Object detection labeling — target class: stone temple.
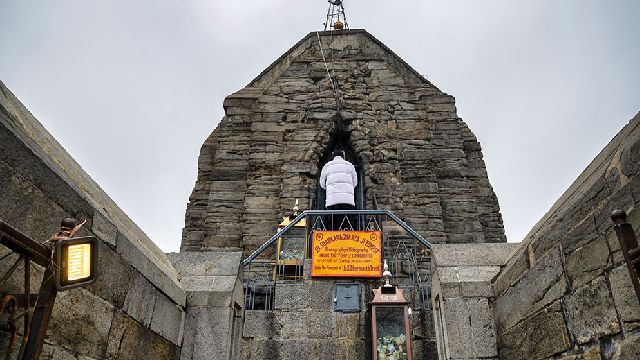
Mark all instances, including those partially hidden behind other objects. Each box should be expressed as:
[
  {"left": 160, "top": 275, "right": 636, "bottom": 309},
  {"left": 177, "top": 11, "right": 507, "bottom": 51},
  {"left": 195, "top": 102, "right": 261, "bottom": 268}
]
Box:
[
  {"left": 1, "top": 27, "right": 640, "bottom": 360},
  {"left": 181, "top": 29, "right": 506, "bottom": 255}
]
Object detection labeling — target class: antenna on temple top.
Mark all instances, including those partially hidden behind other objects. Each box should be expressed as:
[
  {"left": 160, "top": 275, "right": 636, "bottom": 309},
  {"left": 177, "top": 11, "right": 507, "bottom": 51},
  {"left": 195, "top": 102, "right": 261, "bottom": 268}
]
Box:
[{"left": 324, "top": 0, "right": 349, "bottom": 31}]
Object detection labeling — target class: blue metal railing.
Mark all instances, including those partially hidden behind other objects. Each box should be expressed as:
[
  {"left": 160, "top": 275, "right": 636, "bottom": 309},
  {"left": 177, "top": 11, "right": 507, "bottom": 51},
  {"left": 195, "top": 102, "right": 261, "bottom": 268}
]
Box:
[
  {"left": 242, "top": 210, "right": 433, "bottom": 312},
  {"left": 243, "top": 210, "right": 430, "bottom": 266}
]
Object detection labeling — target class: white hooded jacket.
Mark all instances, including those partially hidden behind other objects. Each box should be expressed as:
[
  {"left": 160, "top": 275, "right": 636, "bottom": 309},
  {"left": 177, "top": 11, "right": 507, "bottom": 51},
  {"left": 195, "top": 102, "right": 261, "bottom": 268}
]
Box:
[{"left": 319, "top": 156, "right": 358, "bottom": 207}]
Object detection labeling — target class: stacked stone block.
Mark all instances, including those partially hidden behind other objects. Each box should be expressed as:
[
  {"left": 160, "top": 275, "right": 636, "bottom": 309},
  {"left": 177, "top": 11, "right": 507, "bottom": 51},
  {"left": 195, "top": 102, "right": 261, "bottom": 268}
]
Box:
[
  {"left": 241, "top": 260, "right": 438, "bottom": 360},
  {"left": 492, "top": 112, "right": 640, "bottom": 360},
  {"left": 168, "top": 252, "right": 244, "bottom": 360},
  {"left": 430, "top": 243, "right": 517, "bottom": 360},
  {"left": 182, "top": 30, "right": 506, "bottom": 256}
]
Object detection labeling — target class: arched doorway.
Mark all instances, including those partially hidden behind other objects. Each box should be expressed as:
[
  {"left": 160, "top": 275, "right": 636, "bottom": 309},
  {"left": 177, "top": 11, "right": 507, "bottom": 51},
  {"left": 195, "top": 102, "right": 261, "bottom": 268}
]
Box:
[{"left": 316, "top": 130, "right": 364, "bottom": 211}]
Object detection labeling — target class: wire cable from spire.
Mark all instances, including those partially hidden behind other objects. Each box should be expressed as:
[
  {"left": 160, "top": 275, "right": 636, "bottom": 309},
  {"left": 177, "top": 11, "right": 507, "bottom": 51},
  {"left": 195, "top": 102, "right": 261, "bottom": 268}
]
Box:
[{"left": 315, "top": 31, "right": 341, "bottom": 114}]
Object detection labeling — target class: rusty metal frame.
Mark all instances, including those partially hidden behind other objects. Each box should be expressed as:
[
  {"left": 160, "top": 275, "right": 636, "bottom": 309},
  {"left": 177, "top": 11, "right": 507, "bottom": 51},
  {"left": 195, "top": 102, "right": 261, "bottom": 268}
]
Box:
[
  {"left": 611, "top": 210, "right": 640, "bottom": 305},
  {"left": 0, "top": 219, "right": 57, "bottom": 360}
]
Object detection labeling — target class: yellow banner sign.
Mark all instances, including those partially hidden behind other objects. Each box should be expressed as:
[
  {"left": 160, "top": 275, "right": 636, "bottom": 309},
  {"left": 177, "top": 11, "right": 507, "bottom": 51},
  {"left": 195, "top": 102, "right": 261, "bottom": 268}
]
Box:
[{"left": 311, "top": 231, "right": 382, "bottom": 277}]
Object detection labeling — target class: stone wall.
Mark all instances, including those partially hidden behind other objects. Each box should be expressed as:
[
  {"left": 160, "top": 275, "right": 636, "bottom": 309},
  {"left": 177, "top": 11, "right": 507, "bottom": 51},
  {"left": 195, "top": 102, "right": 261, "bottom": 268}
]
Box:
[
  {"left": 169, "top": 252, "right": 244, "bottom": 360},
  {"left": 430, "top": 243, "right": 517, "bottom": 360},
  {"left": 492, "top": 112, "right": 640, "bottom": 360},
  {"left": 182, "top": 29, "right": 506, "bottom": 255},
  {"left": 0, "top": 81, "right": 185, "bottom": 359},
  {"left": 241, "top": 260, "right": 438, "bottom": 360}
]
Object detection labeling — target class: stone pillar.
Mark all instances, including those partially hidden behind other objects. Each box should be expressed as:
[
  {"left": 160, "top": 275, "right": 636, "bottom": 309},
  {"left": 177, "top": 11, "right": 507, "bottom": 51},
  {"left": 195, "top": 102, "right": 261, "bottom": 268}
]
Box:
[
  {"left": 168, "top": 252, "right": 244, "bottom": 360},
  {"left": 430, "top": 244, "right": 516, "bottom": 360}
]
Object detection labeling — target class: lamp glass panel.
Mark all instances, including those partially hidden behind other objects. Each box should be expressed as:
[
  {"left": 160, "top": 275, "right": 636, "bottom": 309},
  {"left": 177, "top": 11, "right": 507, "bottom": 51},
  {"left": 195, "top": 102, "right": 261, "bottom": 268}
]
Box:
[
  {"left": 375, "top": 307, "right": 408, "bottom": 360},
  {"left": 67, "top": 243, "right": 91, "bottom": 280}
]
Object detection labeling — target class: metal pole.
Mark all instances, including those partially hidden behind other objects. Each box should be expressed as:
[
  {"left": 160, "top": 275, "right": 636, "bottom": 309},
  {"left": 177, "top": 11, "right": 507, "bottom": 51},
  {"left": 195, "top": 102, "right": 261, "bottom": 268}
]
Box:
[
  {"left": 20, "top": 264, "right": 57, "bottom": 360},
  {"left": 17, "top": 254, "right": 31, "bottom": 359},
  {"left": 611, "top": 210, "right": 640, "bottom": 306}
]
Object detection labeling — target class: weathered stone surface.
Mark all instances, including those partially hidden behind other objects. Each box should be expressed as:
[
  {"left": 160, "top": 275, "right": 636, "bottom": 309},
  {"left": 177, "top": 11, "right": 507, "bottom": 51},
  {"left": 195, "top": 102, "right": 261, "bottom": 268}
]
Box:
[
  {"left": 106, "top": 310, "right": 135, "bottom": 360},
  {"left": 493, "top": 247, "right": 567, "bottom": 334},
  {"left": 435, "top": 265, "right": 501, "bottom": 298},
  {"left": 613, "top": 334, "right": 640, "bottom": 360},
  {"left": 561, "top": 346, "right": 601, "bottom": 360},
  {"left": 565, "top": 276, "right": 620, "bottom": 344},
  {"left": 411, "top": 309, "right": 435, "bottom": 339},
  {"left": 619, "top": 126, "right": 640, "bottom": 178},
  {"left": 309, "top": 281, "right": 333, "bottom": 310},
  {"left": 38, "top": 342, "right": 95, "bottom": 360},
  {"left": 279, "top": 311, "right": 308, "bottom": 339},
  {"left": 116, "top": 314, "right": 179, "bottom": 360},
  {"left": 441, "top": 297, "right": 497, "bottom": 359},
  {"left": 432, "top": 243, "right": 517, "bottom": 267},
  {"left": 609, "top": 265, "right": 640, "bottom": 331},
  {"left": 280, "top": 340, "right": 311, "bottom": 360},
  {"left": 122, "top": 271, "right": 157, "bottom": 327},
  {"left": 488, "top": 114, "right": 640, "bottom": 360},
  {"left": 497, "top": 301, "right": 570, "bottom": 360},
  {"left": 303, "top": 258, "right": 312, "bottom": 279},
  {"left": 88, "top": 240, "right": 132, "bottom": 308},
  {"left": 440, "top": 298, "right": 469, "bottom": 357},
  {"left": 561, "top": 214, "right": 599, "bottom": 254},
  {"left": 492, "top": 245, "right": 529, "bottom": 297},
  {"left": 336, "top": 312, "right": 364, "bottom": 339},
  {"left": 0, "top": 246, "right": 44, "bottom": 295},
  {"left": 468, "top": 297, "right": 498, "bottom": 358},
  {"left": 309, "top": 339, "right": 338, "bottom": 360},
  {"left": 1, "top": 82, "right": 184, "bottom": 322},
  {"left": 246, "top": 339, "right": 280, "bottom": 360},
  {"left": 0, "top": 115, "right": 93, "bottom": 240},
  {"left": 168, "top": 252, "right": 242, "bottom": 277},
  {"left": 150, "top": 293, "right": 185, "bottom": 345},
  {"left": 307, "top": 311, "right": 336, "bottom": 338},
  {"left": 179, "top": 307, "right": 199, "bottom": 360},
  {"left": 275, "top": 283, "right": 310, "bottom": 310},
  {"left": 189, "top": 307, "right": 237, "bottom": 360},
  {"left": 411, "top": 340, "right": 438, "bottom": 360},
  {"left": 182, "top": 276, "right": 240, "bottom": 307},
  {"left": 593, "top": 185, "right": 634, "bottom": 234},
  {"left": 116, "top": 231, "right": 186, "bottom": 307},
  {"left": 92, "top": 209, "right": 118, "bottom": 246},
  {"left": 338, "top": 340, "right": 366, "bottom": 360},
  {"left": 243, "top": 310, "right": 280, "bottom": 339},
  {"left": 47, "top": 288, "right": 115, "bottom": 359},
  {"left": 0, "top": 159, "right": 73, "bottom": 246},
  {"left": 564, "top": 236, "right": 610, "bottom": 289}
]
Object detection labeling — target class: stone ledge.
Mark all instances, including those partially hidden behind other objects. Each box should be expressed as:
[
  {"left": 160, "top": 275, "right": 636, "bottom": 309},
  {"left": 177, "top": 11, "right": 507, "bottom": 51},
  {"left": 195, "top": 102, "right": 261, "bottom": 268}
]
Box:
[
  {"left": 167, "top": 251, "right": 242, "bottom": 277},
  {"left": 432, "top": 243, "right": 518, "bottom": 267}
]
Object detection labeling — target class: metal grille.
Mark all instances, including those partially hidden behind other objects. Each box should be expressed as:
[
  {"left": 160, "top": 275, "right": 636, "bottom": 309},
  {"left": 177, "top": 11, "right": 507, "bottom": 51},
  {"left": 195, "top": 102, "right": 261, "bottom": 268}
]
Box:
[{"left": 242, "top": 210, "right": 432, "bottom": 315}]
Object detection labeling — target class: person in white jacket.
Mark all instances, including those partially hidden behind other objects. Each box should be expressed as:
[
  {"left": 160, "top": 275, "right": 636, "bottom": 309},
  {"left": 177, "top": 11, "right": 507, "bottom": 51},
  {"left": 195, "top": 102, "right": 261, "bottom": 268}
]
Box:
[{"left": 320, "top": 149, "right": 358, "bottom": 210}]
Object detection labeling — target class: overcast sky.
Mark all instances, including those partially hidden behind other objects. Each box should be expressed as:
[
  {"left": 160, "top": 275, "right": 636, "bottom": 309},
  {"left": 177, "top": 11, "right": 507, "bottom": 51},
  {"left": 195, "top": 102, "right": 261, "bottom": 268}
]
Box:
[{"left": 1, "top": 1, "right": 639, "bottom": 253}]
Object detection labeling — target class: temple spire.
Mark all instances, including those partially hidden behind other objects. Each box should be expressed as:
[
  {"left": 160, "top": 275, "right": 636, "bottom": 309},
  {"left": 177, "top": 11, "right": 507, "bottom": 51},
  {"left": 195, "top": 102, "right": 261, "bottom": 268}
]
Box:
[{"left": 324, "top": 0, "right": 349, "bottom": 31}]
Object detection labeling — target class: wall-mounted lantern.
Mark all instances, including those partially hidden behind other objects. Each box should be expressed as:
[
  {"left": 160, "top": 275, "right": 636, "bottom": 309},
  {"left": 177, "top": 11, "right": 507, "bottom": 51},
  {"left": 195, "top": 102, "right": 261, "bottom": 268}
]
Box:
[
  {"left": 55, "top": 236, "right": 98, "bottom": 291},
  {"left": 369, "top": 261, "right": 412, "bottom": 360}
]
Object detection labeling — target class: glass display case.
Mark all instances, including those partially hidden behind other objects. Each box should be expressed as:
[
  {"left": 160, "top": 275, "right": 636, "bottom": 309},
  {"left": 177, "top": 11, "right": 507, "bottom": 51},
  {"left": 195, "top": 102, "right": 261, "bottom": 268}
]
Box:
[
  {"left": 275, "top": 216, "right": 307, "bottom": 279},
  {"left": 370, "top": 283, "right": 412, "bottom": 360},
  {"left": 375, "top": 306, "right": 409, "bottom": 360}
]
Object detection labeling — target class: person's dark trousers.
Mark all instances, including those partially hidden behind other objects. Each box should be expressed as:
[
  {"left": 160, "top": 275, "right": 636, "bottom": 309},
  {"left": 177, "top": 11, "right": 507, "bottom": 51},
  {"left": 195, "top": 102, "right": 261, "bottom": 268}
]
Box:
[{"left": 326, "top": 204, "right": 356, "bottom": 231}]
